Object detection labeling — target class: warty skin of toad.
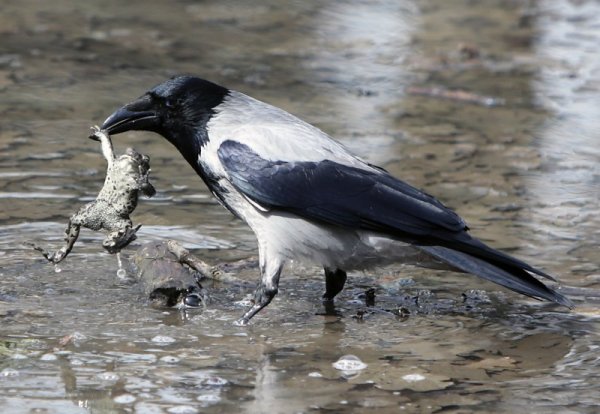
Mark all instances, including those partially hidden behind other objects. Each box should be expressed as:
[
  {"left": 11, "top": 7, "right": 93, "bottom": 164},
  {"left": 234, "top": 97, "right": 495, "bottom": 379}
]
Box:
[{"left": 32, "top": 127, "right": 155, "bottom": 264}]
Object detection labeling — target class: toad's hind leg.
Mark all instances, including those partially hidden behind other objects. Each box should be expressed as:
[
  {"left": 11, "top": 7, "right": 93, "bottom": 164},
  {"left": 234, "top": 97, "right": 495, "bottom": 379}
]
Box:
[
  {"left": 32, "top": 218, "right": 81, "bottom": 264},
  {"left": 103, "top": 220, "right": 141, "bottom": 254}
]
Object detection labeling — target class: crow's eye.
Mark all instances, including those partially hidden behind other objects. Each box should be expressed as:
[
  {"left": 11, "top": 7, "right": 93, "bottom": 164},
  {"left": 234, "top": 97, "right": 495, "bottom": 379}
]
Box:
[{"left": 164, "top": 99, "right": 175, "bottom": 109}]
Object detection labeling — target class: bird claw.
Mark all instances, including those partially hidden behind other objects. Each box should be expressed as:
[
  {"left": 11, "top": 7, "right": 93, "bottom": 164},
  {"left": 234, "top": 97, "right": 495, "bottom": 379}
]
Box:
[{"left": 233, "top": 317, "right": 250, "bottom": 326}]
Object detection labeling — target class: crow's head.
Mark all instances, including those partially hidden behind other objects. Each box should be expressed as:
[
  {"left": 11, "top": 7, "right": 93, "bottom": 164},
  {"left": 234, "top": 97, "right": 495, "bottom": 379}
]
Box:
[{"left": 102, "top": 76, "right": 229, "bottom": 144}]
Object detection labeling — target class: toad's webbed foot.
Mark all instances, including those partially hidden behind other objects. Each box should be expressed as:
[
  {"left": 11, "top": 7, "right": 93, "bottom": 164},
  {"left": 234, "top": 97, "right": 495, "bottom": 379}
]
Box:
[
  {"left": 30, "top": 220, "right": 81, "bottom": 264},
  {"left": 136, "top": 154, "right": 156, "bottom": 197},
  {"left": 103, "top": 224, "right": 142, "bottom": 254},
  {"left": 140, "top": 182, "right": 156, "bottom": 198},
  {"left": 29, "top": 243, "right": 67, "bottom": 265}
]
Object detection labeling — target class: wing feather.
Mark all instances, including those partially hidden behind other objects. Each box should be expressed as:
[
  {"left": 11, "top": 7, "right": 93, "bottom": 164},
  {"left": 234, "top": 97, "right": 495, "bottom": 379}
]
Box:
[{"left": 218, "top": 140, "right": 467, "bottom": 238}]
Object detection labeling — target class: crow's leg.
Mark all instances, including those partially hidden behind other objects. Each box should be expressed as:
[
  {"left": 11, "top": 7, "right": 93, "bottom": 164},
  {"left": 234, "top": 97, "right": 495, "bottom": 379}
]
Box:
[
  {"left": 236, "top": 249, "right": 283, "bottom": 326},
  {"left": 322, "top": 267, "right": 347, "bottom": 301}
]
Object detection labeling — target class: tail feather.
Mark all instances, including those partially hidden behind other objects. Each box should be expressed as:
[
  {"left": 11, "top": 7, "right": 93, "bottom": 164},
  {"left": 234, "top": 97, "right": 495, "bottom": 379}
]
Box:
[
  {"left": 449, "top": 235, "right": 556, "bottom": 281},
  {"left": 418, "top": 245, "right": 573, "bottom": 308}
]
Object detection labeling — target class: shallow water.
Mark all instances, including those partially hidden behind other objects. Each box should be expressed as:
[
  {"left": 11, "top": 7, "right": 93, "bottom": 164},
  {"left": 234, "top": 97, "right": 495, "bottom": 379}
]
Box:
[{"left": 1, "top": 0, "right": 599, "bottom": 413}]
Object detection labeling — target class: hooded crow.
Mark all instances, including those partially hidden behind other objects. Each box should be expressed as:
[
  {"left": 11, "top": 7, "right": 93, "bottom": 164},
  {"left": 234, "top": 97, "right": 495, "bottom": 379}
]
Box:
[{"left": 102, "top": 76, "right": 572, "bottom": 324}]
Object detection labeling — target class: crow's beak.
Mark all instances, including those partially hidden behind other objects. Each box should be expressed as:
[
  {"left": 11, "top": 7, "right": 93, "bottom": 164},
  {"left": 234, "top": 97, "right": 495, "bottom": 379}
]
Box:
[{"left": 101, "top": 94, "right": 159, "bottom": 135}]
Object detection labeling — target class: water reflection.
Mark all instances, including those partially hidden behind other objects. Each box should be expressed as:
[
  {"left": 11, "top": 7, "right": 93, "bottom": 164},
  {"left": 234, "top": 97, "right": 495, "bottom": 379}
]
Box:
[
  {"left": 307, "top": 0, "right": 418, "bottom": 164},
  {"left": 528, "top": 0, "right": 600, "bottom": 249}
]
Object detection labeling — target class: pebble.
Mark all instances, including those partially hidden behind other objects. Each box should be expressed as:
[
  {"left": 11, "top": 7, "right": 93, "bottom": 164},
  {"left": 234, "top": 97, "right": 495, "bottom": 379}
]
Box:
[{"left": 40, "top": 353, "right": 57, "bottom": 361}]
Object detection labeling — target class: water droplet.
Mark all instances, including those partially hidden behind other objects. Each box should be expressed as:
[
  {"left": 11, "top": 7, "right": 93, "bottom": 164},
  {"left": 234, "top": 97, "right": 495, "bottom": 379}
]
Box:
[
  {"left": 54, "top": 265, "right": 62, "bottom": 273},
  {"left": 332, "top": 355, "right": 368, "bottom": 371},
  {"left": 115, "top": 252, "right": 127, "bottom": 278},
  {"left": 402, "top": 373, "right": 426, "bottom": 382}
]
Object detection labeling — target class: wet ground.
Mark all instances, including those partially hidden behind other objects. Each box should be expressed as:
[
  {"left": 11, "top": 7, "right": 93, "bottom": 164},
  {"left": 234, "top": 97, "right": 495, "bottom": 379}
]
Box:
[{"left": 1, "top": 0, "right": 599, "bottom": 413}]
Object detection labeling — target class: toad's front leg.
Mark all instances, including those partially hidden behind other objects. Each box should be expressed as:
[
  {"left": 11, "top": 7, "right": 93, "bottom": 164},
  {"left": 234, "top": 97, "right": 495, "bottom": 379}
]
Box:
[{"left": 137, "top": 154, "right": 156, "bottom": 197}]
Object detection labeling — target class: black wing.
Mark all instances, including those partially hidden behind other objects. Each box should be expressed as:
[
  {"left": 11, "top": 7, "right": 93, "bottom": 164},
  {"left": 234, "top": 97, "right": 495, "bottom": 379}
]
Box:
[
  {"left": 218, "top": 140, "right": 467, "bottom": 236},
  {"left": 218, "top": 140, "right": 572, "bottom": 307}
]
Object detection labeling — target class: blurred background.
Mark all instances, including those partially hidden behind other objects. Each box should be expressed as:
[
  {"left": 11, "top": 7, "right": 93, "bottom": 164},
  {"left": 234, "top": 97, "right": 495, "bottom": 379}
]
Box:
[{"left": 1, "top": 1, "right": 599, "bottom": 413}]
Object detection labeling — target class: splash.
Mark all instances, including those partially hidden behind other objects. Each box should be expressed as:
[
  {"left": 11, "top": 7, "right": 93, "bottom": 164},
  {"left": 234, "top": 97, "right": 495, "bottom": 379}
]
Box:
[{"left": 116, "top": 252, "right": 126, "bottom": 278}]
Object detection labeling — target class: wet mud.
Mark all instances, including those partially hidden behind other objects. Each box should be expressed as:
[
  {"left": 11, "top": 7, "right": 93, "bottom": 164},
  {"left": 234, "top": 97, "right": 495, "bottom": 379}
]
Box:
[{"left": 1, "top": 0, "right": 599, "bottom": 413}]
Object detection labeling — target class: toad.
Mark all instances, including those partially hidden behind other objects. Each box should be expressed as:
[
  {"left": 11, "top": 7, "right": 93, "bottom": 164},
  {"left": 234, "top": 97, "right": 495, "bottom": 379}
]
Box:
[{"left": 32, "top": 126, "right": 155, "bottom": 263}]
